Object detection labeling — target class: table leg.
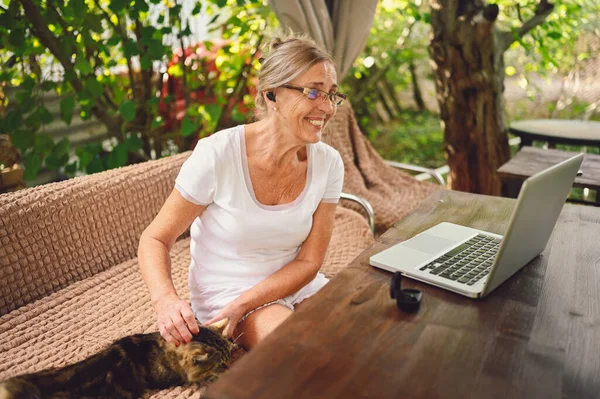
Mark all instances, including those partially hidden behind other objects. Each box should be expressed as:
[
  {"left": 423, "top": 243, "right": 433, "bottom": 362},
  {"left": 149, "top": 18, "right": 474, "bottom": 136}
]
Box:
[
  {"left": 519, "top": 137, "right": 533, "bottom": 149},
  {"left": 501, "top": 178, "right": 523, "bottom": 198}
]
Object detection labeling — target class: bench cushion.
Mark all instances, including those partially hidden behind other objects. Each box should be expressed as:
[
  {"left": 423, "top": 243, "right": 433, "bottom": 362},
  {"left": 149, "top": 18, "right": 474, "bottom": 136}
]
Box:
[
  {"left": 0, "top": 153, "right": 190, "bottom": 316},
  {"left": 0, "top": 206, "right": 373, "bottom": 397},
  {"left": 323, "top": 103, "right": 438, "bottom": 234}
]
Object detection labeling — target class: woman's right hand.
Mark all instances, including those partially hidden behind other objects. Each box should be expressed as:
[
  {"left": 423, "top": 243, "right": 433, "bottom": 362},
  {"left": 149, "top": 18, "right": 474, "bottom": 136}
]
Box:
[{"left": 153, "top": 294, "right": 199, "bottom": 346}]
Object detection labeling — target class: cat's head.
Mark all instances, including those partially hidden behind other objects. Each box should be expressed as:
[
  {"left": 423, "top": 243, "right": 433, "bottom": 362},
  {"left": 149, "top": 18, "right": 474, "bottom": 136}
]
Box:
[{"left": 185, "top": 319, "right": 237, "bottom": 380}]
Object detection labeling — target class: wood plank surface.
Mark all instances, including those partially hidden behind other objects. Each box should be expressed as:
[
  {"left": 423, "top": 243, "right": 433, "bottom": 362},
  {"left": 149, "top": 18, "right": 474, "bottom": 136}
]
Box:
[
  {"left": 205, "top": 189, "right": 600, "bottom": 399},
  {"left": 497, "top": 146, "right": 600, "bottom": 191}
]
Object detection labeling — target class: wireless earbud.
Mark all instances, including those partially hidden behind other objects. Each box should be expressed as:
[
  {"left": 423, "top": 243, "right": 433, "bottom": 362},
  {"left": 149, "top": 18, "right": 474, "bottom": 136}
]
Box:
[{"left": 266, "top": 92, "right": 276, "bottom": 102}]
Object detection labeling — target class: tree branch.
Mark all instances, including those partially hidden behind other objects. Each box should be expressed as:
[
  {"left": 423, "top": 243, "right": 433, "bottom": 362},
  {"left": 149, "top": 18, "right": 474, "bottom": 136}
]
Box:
[
  {"left": 473, "top": 4, "right": 499, "bottom": 38},
  {"left": 516, "top": 4, "right": 524, "bottom": 22},
  {"left": 518, "top": 0, "right": 554, "bottom": 38},
  {"left": 133, "top": 21, "right": 152, "bottom": 102},
  {"left": 499, "top": 0, "right": 555, "bottom": 52},
  {"left": 20, "top": 0, "right": 124, "bottom": 139},
  {"left": 20, "top": 0, "right": 82, "bottom": 92},
  {"left": 93, "top": 0, "right": 138, "bottom": 106}
]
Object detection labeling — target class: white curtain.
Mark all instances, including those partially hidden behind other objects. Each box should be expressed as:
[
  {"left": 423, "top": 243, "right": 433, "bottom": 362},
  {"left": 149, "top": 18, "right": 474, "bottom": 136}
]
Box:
[{"left": 269, "top": 0, "right": 378, "bottom": 80}]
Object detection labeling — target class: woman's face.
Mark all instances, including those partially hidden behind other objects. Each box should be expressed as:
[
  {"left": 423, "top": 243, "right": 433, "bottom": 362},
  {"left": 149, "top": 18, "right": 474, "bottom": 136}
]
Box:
[{"left": 268, "top": 61, "right": 338, "bottom": 144}]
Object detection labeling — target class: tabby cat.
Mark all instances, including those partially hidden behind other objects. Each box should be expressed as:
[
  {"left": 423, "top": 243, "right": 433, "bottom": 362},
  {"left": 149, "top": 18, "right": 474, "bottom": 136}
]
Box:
[{"left": 0, "top": 319, "right": 235, "bottom": 399}]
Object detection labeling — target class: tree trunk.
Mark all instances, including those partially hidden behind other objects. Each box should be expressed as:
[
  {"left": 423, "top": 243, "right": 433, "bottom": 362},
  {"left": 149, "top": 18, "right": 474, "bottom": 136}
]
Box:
[
  {"left": 429, "top": 0, "right": 510, "bottom": 195},
  {"left": 409, "top": 61, "right": 426, "bottom": 111}
]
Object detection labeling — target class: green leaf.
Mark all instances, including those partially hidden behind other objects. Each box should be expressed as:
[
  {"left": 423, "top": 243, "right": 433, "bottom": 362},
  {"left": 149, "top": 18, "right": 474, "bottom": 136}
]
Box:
[
  {"left": 53, "top": 137, "right": 71, "bottom": 157},
  {"left": 38, "top": 106, "right": 54, "bottom": 125},
  {"left": 64, "top": 69, "right": 78, "bottom": 83},
  {"left": 204, "top": 40, "right": 214, "bottom": 51},
  {"left": 151, "top": 116, "right": 164, "bottom": 129},
  {"left": 2, "top": 110, "right": 23, "bottom": 133},
  {"left": 107, "top": 36, "right": 121, "bottom": 46},
  {"left": 85, "top": 14, "right": 104, "bottom": 32},
  {"left": 23, "top": 151, "right": 43, "bottom": 181},
  {"left": 192, "top": 2, "right": 202, "bottom": 15},
  {"left": 216, "top": 0, "right": 227, "bottom": 7},
  {"left": 548, "top": 32, "right": 562, "bottom": 40},
  {"left": 62, "top": 3, "right": 75, "bottom": 19},
  {"left": 35, "top": 134, "right": 54, "bottom": 156},
  {"left": 72, "top": 0, "right": 87, "bottom": 20},
  {"left": 75, "top": 57, "right": 94, "bottom": 75},
  {"left": 106, "top": 142, "right": 128, "bottom": 169},
  {"left": 147, "top": 97, "right": 160, "bottom": 107},
  {"left": 180, "top": 116, "right": 197, "bottom": 137},
  {"left": 8, "top": 28, "right": 25, "bottom": 48},
  {"left": 42, "top": 81, "right": 57, "bottom": 91},
  {"left": 10, "top": 130, "right": 35, "bottom": 152},
  {"left": 119, "top": 100, "right": 136, "bottom": 121},
  {"left": 148, "top": 40, "right": 165, "bottom": 59},
  {"left": 205, "top": 104, "right": 222, "bottom": 122},
  {"left": 123, "top": 40, "right": 140, "bottom": 57},
  {"left": 236, "top": 0, "right": 245, "bottom": 6},
  {"left": 60, "top": 96, "right": 76, "bottom": 125},
  {"left": 181, "top": 25, "right": 193, "bottom": 37},
  {"left": 209, "top": 14, "right": 220, "bottom": 25},
  {"left": 125, "top": 133, "right": 143, "bottom": 151},
  {"left": 25, "top": 110, "right": 41, "bottom": 131},
  {"left": 0, "top": 72, "right": 12, "bottom": 82},
  {"left": 231, "top": 106, "right": 245, "bottom": 122},
  {"left": 65, "top": 161, "right": 78, "bottom": 175},
  {"left": 75, "top": 146, "right": 95, "bottom": 169},
  {"left": 0, "top": 8, "right": 16, "bottom": 30},
  {"left": 140, "top": 56, "right": 153, "bottom": 70},
  {"left": 19, "top": 96, "right": 36, "bottom": 115},
  {"left": 109, "top": 0, "right": 129, "bottom": 14},
  {"left": 45, "top": 152, "right": 70, "bottom": 171},
  {"left": 21, "top": 76, "right": 36, "bottom": 91},
  {"left": 84, "top": 77, "right": 103, "bottom": 97},
  {"left": 86, "top": 157, "right": 104, "bottom": 174},
  {"left": 133, "top": 0, "right": 150, "bottom": 13}
]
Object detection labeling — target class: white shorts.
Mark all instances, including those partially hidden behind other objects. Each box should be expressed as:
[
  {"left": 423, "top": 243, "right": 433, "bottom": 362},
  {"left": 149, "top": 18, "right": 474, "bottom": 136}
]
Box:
[{"left": 189, "top": 272, "right": 329, "bottom": 323}]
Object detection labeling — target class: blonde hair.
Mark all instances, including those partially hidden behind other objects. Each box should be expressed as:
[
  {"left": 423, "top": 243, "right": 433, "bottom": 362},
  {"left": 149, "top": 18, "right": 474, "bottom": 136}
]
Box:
[{"left": 254, "top": 32, "right": 335, "bottom": 120}]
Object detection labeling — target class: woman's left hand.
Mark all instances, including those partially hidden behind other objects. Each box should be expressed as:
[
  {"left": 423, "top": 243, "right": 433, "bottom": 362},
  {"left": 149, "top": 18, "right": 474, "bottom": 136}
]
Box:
[{"left": 203, "top": 299, "right": 247, "bottom": 338}]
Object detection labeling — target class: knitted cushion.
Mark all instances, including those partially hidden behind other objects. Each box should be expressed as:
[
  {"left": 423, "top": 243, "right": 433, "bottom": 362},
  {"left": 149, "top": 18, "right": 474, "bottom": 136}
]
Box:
[
  {"left": 322, "top": 102, "right": 438, "bottom": 234},
  {"left": 0, "top": 206, "right": 373, "bottom": 397},
  {"left": 0, "top": 152, "right": 190, "bottom": 316}
]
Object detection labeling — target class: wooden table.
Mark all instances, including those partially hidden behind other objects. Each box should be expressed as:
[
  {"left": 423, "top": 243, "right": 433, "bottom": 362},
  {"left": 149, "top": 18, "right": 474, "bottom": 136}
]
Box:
[
  {"left": 510, "top": 119, "right": 600, "bottom": 149},
  {"left": 205, "top": 190, "right": 600, "bottom": 399},
  {"left": 497, "top": 146, "right": 600, "bottom": 205}
]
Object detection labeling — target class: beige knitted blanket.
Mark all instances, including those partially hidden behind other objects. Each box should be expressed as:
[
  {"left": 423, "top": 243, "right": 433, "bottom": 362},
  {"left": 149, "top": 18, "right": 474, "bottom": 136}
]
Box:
[
  {"left": 323, "top": 103, "right": 438, "bottom": 234},
  {"left": 0, "top": 147, "right": 373, "bottom": 397},
  {"left": 0, "top": 103, "right": 437, "bottom": 396}
]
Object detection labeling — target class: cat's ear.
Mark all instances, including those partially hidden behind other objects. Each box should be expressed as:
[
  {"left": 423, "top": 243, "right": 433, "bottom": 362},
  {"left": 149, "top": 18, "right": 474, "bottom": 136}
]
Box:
[
  {"left": 207, "top": 318, "right": 229, "bottom": 336},
  {"left": 192, "top": 347, "right": 216, "bottom": 365},
  {"left": 194, "top": 353, "right": 209, "bottom": 362}
]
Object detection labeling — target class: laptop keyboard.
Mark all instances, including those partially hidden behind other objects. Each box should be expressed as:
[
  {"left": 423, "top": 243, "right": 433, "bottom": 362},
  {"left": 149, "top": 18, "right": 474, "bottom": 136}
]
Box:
[{"left": 419, "top": 234, "right": 502, "bottom": 286}]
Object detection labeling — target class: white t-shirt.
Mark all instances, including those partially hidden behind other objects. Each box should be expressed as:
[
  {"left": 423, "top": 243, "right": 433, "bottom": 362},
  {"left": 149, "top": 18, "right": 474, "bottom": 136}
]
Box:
[{"left": 174, "top": 125, "right": 344, "bottom": 321}]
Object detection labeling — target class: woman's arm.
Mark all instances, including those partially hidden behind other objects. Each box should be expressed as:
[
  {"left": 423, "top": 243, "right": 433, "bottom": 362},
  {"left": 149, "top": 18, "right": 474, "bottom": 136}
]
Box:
[
  {"left": 138, "top": 189, "right": 207, "bottom": 345},
  {"left": 204, "top": 201, "right": 337, "bottom": 336}
]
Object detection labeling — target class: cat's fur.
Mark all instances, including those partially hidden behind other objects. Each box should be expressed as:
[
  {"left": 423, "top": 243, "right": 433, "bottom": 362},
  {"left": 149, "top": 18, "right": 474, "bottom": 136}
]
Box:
[{"left": 0, "top": 320, "right": 235, "bottom": 399}]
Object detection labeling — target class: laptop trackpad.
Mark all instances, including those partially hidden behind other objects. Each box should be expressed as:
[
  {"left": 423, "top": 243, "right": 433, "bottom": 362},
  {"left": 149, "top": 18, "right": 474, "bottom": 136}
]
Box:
[{"left": 403, "top": 234, "right": 455, "bottom": 255}]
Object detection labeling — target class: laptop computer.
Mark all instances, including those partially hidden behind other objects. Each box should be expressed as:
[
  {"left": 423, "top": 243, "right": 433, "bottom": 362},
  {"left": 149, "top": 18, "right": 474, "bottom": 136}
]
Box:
[{"left": 369, "top": 153, "right": 584, "bottom": 298}]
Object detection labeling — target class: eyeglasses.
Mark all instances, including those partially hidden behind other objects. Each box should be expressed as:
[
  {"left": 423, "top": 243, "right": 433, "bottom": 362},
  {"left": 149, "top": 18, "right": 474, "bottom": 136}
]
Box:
[{"left": 281, "top": 84, "right": 347, "bottom": 106}]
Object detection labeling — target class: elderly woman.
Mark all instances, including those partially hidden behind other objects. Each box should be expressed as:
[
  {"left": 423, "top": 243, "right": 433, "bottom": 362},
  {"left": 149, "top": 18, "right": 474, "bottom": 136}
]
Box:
[{"left": 138, "top": 34, "right": 346, "bottom": 350}]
